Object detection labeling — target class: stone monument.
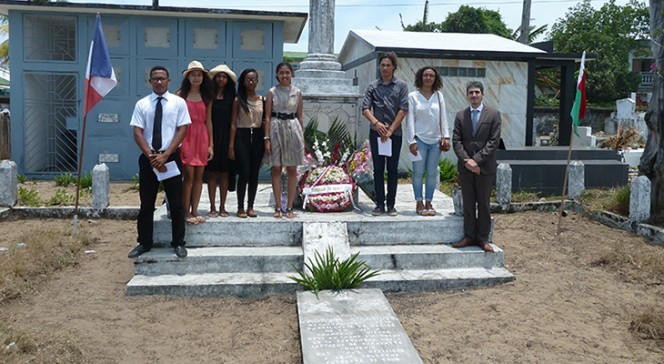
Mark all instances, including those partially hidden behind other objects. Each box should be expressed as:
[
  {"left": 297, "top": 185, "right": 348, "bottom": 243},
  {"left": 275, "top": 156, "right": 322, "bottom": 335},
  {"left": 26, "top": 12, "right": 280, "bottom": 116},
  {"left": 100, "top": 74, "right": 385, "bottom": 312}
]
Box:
[{"left": 294, "top": 0, "right": 361, "bottom": 138}]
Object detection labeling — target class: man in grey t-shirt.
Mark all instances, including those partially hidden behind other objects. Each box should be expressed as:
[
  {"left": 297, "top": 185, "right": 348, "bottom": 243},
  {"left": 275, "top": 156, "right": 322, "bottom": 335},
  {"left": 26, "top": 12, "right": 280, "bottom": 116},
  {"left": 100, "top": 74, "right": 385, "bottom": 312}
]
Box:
[{"left": 361, "top": 51, "right": 409, "bottom": 216}]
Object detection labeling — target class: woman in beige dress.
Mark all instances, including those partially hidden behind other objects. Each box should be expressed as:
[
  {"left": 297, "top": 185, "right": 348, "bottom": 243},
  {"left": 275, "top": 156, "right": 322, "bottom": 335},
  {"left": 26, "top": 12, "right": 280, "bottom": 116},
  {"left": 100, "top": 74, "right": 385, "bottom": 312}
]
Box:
[{"left": 264, "top": 62, "right": 304, "bottom": 219}]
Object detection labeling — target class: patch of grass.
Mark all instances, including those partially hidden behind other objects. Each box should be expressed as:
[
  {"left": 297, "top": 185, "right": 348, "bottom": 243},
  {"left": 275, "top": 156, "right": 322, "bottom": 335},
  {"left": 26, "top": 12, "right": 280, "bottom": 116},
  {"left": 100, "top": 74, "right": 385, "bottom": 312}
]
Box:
[
  {"left": 79, "top": 172, "right": 93, "bottom": 190},
  {"left": 630, "top": 308, "right": 664, "bottom": 341},
  {"left": 0, "top": 325, "right": 84, "bottom": 363},
  {"left": 17, "top": 174, "right": 29, "bottom": 184},
  {"left": 511, "top": 190, "right": 541, "bottom": 203},
  {"left": 289, "top": 247, "right": 380, "bottom": 296},
  {"left": 127, "top": 173, "right": 140, "bottom": 191},
  {"left": 0, "top": 227, "right": 89, "bottom": 303},
  {"left": 591, "top": 241, "right": 664, "bottom": 279},
  {"left": 17, "top": 187, "right": 40, "bottom": 207},
  {"left": 439, "top": 181, "right": 454, "bottom": 196},
  {"left": 578, "top": 188, "right": 623, "bottom": 213},
  {"left": 47, "top": 189, "right": 75, "bottom": 206},
  {"left": 53, "top": 173, "right": 76, "bottom": 187},
  {"left": 613, "top": 185, "right": 630, "bottom": 216}
]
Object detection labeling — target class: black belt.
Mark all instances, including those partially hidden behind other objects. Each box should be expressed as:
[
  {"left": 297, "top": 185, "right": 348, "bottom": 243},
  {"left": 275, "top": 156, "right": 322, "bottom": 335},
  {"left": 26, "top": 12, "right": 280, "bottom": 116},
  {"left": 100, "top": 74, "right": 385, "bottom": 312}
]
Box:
[
  {"left": 151, "top": 150, "right": 165, "bottom": 154},
  {"left": 272, "top": 112, "right": 295, "bottom": 120}
]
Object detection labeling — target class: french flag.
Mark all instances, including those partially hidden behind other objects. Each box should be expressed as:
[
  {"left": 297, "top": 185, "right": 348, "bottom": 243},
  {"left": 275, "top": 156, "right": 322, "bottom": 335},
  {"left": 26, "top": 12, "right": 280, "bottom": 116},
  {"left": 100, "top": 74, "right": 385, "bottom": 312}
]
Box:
[{"left": 84, "top": 14, "right": 116, "bottom": 116}]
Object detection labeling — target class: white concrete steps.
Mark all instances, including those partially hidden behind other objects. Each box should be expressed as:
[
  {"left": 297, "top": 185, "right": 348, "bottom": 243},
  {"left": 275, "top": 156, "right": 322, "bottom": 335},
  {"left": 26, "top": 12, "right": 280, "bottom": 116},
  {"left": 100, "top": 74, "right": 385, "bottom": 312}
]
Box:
[
  {"left": 133, "top": 246, "right": 303, "bottom": 276},
  {"left": 126, "top": 184, "right": 514, "bottom": 297},
  {"left": 353, "top": 244, "right": 504, "bottom": 270},
  {"left": 125, "top": 267, "right": 513, "bottom": 297}
]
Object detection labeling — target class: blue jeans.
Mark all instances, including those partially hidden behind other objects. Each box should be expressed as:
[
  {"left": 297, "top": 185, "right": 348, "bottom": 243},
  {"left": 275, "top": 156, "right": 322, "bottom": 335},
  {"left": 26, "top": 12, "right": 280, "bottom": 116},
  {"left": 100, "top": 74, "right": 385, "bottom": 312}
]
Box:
[{"left": 411, "top": 139, "right": 440, "bottom": 202}]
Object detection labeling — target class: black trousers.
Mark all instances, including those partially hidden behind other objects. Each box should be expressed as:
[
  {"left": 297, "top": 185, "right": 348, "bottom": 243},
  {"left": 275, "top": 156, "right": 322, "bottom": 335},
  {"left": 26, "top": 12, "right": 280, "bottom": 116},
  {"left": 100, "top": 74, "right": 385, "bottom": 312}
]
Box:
[
  {"left": 235, "top": 128, "right": 265, "bottom": 209},
  {"left": 369, "top": 129, "right": 402, "bottom": 209},
  {"left": 459, "top": 171, "right": 494, "bottom": 242},
  {"left": 137, "top": 151, "right": 185, "bottom": 248}
]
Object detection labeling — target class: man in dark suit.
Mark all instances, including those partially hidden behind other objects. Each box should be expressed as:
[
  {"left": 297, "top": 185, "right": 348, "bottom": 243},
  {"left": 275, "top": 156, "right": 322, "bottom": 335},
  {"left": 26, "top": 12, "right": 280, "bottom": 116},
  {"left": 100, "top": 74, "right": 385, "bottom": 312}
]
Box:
[{"left": 451, "top": 81, "right": 501, "bottom": 253}]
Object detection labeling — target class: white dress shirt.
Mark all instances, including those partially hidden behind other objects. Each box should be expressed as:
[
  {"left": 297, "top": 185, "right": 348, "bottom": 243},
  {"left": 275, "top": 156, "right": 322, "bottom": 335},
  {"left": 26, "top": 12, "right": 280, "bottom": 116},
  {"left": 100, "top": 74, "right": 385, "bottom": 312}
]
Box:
[{"left": 130, "top": 91, "right": 191, "bottom": 152}]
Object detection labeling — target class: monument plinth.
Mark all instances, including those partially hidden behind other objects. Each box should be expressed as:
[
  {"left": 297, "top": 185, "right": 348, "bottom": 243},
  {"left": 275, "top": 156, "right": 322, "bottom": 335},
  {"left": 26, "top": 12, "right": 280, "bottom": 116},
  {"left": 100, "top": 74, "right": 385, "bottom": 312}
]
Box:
[{"left": 293, "top": 0, "right": 361, "bottom": 134}]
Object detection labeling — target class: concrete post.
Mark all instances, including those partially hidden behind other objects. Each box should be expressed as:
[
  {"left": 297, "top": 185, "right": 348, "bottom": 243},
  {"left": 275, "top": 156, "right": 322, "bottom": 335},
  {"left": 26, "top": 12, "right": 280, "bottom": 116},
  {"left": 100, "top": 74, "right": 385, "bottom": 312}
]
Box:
[
  {"left": 496, "top": 163, "right": 512, "bottom": 206},
  {"left": 0, "top": 160, "right": 17, "bottom": 207},
  {"left": 568, "top": 160, "right": 585, "bottom": 200},
  {"left": 92, "top": 163, "right": 110, "bottom": 209},
  {"left": 629, "top": 175, "right": 650, "bottom": 222},
  {"left": 452, "top": 186, "right": 463, "bottom": 216}
]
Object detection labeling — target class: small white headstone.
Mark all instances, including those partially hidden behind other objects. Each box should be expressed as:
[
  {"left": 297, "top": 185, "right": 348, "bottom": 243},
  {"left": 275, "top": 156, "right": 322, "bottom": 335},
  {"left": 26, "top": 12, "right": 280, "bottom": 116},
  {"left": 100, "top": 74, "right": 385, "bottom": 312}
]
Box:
[
  {"left": 92, "top": 163, "right": 110, "bottom": 210},
  {"left": 496, "top": 163, "right": 512, "bottom": 206},
  {"left": 629, "top": 176, "right": 650, "bottom": 222},
  {"left": 0, "top": 160, "right": 17, "bottom": 207},
  {"left": 568, "top": 160, "right": 585, "bottom": 200}
]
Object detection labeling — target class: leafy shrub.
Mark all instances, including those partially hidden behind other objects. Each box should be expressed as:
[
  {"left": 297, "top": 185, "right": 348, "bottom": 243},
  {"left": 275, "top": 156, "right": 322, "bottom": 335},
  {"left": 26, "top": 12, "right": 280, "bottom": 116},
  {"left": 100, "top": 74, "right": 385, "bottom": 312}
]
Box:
[
  {"left": 79, "top": 172, "right": 93, "bottom": 189},
  {"left": 289, "top": 247, "right": 380, "bottom": 296},
  {"left": 53, "top": 173, "right": 76, "bottom": 187},
  {"left": 18, "top": 187, "right": 40, "bottom": 206},
  {"left": 47, "top": 189, "right": 75, "bottom": 206},
  {"left": 439, "top": 158, "right": 457, "bottom": 183}
]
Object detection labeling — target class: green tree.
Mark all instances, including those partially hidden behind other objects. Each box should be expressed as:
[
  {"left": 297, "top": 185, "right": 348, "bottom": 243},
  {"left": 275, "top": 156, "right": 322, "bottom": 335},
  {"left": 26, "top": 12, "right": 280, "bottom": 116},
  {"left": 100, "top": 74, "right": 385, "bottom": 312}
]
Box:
[
  {"left": 403, "top": 5, "right": 512, "bottom": 39},
  {"left": 549, "top": 0, "right": 650, "bottom": 103}
]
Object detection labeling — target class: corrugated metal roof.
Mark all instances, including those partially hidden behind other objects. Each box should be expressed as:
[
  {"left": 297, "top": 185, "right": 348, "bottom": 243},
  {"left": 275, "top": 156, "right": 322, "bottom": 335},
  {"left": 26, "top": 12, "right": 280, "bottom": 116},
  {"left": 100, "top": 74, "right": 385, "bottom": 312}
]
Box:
[{"left": 346, "top": 29, "right": 547, "bottom": 54}]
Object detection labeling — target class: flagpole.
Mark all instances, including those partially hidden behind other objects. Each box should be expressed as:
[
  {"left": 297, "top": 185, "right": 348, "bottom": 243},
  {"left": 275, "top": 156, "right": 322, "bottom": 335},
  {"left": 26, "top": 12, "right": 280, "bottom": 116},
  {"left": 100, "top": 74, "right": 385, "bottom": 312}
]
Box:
[
  {"left": 557, "top": 51, "right": 586, "bottom": 235},
  {"left": 557, "top": 128, "right": 575, "bottom": 235},
  {"left": 74, "top": 12, "right": 116, "bottom": 236}
]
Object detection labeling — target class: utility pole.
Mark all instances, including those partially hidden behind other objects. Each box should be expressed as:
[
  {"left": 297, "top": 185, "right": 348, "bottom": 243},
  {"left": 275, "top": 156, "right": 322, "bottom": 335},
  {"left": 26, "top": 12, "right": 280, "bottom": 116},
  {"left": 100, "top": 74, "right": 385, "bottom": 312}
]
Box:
[
  {"left": 422, "top": 0, "right": 429, "bottom": 32},
  {"left": 518, "top": 0, "right": 531, "bottom": 44}
]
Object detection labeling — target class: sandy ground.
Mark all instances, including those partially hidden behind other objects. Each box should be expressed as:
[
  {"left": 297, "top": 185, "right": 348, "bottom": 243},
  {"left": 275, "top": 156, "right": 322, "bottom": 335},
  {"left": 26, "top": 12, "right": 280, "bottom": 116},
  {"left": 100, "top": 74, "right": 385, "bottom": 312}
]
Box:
[{"left": 2, "top": 183, "right": 664, "bottom": 363}]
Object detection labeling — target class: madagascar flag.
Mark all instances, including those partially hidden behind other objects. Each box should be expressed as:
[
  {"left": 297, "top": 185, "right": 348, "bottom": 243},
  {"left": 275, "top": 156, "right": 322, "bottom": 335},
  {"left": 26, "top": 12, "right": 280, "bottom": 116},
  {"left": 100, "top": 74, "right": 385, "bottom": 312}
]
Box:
[{"left": 570, "top": 51, "right": 586, "bottom": 137}]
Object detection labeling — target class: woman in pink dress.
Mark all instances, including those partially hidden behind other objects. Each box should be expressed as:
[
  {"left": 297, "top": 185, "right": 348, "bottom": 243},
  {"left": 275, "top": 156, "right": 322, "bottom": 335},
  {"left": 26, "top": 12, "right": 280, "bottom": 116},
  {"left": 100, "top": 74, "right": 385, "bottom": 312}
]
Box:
[{"left": 177, "top": 61, "right": 213, "bottom": 224}]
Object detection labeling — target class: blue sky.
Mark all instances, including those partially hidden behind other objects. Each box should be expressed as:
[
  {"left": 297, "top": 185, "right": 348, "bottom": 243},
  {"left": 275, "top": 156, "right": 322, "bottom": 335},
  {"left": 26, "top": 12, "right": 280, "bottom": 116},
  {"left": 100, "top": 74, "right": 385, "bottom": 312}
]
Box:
[{"left": 66, "top": 0, "right": 639, "bottom": 52}]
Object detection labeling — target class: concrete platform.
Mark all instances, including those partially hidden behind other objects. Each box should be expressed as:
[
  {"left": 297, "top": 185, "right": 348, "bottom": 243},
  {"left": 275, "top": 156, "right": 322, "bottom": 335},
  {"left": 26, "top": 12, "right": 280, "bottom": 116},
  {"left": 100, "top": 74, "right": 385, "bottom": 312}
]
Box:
[{"left": 127, "top": 184, "right": 514, "bottom": 297}]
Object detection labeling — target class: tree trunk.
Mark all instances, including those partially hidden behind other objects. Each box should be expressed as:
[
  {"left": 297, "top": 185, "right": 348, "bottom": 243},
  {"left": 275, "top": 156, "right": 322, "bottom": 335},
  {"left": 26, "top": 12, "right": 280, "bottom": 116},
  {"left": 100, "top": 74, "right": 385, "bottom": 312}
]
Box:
[{"left": 640, "top": 1, "right": 664, "bottom": 212}]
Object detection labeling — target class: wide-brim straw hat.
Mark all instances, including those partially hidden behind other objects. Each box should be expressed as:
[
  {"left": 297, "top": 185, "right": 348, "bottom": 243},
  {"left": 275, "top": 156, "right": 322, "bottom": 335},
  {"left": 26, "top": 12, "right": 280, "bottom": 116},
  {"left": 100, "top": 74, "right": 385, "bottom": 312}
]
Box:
[
  {"left": 182, "top": 60, "right": 208, "bottom": 76},
  {"left": 209, "top": 64, "right": 237, "bottom": 84}
]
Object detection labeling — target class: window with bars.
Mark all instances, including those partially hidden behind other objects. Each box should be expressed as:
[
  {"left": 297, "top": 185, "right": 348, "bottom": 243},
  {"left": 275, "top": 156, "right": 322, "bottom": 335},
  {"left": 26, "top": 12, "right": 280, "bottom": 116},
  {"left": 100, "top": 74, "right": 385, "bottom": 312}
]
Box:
[{"left": 24, "top": 14, "right": 77, "bottom": 62}]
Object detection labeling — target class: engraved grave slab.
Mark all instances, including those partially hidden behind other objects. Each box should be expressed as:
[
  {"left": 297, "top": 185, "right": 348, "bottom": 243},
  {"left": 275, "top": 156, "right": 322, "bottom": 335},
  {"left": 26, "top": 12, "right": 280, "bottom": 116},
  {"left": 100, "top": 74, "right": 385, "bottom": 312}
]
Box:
[{"left": 297, "top": 288, "right": 423, "bottom": 364}]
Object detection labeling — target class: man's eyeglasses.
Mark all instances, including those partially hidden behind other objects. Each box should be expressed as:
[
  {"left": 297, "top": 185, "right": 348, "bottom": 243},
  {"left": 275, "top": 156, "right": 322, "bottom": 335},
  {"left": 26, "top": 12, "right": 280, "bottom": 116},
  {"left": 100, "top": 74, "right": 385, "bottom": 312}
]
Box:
[
  {"left": 246, "top": 77, "right": 258, "bottom": 83},
  {"left": 150, "top": 77, "right": 168, "bottom": 83}
]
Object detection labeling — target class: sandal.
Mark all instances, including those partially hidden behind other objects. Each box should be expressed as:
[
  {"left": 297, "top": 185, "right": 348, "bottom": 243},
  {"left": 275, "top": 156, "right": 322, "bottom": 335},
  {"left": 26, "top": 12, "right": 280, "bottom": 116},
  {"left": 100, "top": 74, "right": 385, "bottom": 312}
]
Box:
[
  {"left": 247, "top": 209, "right": 257, "bottom": 218},
  {"left": 273, "top": 208, "right": 282, "bottom": 219},
  {"left": 416, "top": 201, "right": 426, "bottom": 216},
  {"left": 424, "top": 202, "right": 436, "bottom": 216},
  {"left": 236, "top": 210, "right": 248, "bottom": 218},
  {"left": 208, "top": 211, "right": 219, "bottom": 218},
  {"left": 195, "top": 215, "right": 206, "bottom": 223},
  {"left": 219, "top": 210, "right": 229, "bottom": 218},
  {"left": 285, "top": 208, "right": 296, "bottom": 219},
  {"left": 186, "top": 216, "right": 199, "bottom": 225}
]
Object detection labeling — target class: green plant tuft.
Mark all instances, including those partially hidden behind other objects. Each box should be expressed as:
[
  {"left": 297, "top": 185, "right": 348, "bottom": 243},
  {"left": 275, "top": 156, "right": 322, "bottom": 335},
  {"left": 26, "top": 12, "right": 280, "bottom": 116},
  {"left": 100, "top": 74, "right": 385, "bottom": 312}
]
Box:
[
  {"left": 289, "top": 246, "right": 380, "bottom": 296},
  {"left": 612, "top": 184, "right": 630, "bottom": 216},
  {"left": 127, "top": 173, "right": 140, "bottom": 191},
  {"left": 79, "top": 172, "right": 93, "bottom": 189},
  {"left": 17, "top": 174, "right": 29, "bottom": 184},
  {"left": 18, "top": 187, "right": 40, "bottom": 206},
  {"left": 439, "top": 158, "right": 457, "bottom": 183},
  {"left": 48, "top": 188, "right": 75, "bottom": 206},
  {"left": 53, "top": 173, "right": 76, "bottom": 187}
]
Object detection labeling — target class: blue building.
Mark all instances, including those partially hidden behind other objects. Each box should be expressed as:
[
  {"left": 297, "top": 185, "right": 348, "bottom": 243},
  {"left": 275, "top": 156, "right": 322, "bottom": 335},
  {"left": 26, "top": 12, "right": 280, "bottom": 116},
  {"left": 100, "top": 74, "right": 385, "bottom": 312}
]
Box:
[{"left": 0, "top": 1, "right": 306, "bottom": 179}]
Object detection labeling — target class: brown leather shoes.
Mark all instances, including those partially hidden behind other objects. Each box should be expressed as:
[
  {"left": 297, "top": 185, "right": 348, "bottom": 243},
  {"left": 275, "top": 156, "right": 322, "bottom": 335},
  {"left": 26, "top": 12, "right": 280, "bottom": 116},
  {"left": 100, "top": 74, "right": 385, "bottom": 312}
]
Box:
[
  {"left": 452, "top": 236, "right": 475, "bottom": 248},
  {"left": 478, "top": 240, "right": 494, "bottom": 253}
]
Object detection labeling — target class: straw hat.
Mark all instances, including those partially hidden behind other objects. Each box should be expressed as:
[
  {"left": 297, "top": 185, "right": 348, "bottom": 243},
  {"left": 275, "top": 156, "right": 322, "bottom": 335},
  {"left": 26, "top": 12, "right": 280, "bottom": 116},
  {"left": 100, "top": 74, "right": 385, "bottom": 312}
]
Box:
[
  {"left": 182, "top": 60, "right": 208, "bottom": 76},
  {"left": 209, "top": 64, "right": 237, "bottom": 84}
]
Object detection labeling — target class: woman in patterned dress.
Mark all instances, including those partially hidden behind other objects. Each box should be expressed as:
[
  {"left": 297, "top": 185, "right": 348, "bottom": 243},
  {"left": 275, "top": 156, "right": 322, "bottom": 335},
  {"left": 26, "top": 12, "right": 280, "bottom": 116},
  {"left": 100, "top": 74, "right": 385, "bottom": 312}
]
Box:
[
  {"left": 177, "top": 61, "right": 213, "bottom": 224},
  {"left": 264, "top": 62, "right": 304, "bottom": 219}
]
